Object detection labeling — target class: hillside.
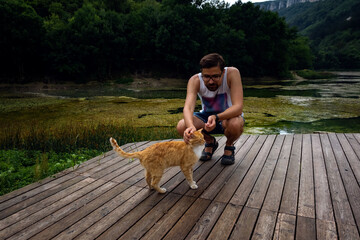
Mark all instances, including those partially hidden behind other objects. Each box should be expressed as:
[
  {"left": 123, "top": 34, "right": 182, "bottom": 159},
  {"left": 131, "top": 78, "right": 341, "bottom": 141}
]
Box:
[
  {"left": 255, "top": 0, "right": 320, "bottom": 11},
  {"left": 276, "top": 0, "right": 360, "bottom": 69}
]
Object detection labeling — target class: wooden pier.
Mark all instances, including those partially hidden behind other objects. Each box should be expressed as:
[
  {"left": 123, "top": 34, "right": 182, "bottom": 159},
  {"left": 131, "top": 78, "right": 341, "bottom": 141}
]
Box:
[{"left": 0, "top": 133, "right": 360, "bottom": 239}]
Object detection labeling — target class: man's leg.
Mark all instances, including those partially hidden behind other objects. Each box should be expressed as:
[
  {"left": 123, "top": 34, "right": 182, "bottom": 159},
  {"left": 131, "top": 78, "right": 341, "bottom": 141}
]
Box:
[{"left": 222, "top": 116, "right": 244, "bottom": 156}]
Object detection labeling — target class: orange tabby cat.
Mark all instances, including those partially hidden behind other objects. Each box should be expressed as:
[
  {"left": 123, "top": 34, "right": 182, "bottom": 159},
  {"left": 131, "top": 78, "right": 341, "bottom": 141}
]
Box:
[{"left": 109, "top": 129, "right": 205, "bottom": 193}]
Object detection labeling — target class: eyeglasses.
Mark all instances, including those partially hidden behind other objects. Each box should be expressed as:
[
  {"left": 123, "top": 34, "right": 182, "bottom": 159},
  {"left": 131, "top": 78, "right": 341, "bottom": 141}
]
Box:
[{"left": 202, "top": 72, "right": 222, "bottom": 81}]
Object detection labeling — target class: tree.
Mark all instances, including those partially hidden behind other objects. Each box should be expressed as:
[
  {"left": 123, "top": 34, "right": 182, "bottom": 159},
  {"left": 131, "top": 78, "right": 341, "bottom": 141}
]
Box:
[{"left": 0, "top": 0, "right": 45, "bottom": 82}]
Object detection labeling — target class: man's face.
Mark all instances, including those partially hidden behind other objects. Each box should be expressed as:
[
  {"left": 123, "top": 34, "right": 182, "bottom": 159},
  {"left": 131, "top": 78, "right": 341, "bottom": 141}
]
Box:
[{"left": 202, "top": 66, "right": 223, "bottom": 91}]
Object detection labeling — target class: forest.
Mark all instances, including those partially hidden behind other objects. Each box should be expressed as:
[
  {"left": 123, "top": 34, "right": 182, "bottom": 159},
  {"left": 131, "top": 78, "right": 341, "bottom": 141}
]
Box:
[
  {"left": 0, "top": 0, "right": 312, "bottom": 83},
  {"left": 278, "top": 0, "right": 360, "bottom": 70}
]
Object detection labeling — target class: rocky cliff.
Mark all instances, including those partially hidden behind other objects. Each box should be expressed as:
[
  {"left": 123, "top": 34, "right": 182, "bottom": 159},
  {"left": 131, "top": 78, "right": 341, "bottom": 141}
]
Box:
[{"left": 255, "top": 0, "right": 321, "bottom": 11}]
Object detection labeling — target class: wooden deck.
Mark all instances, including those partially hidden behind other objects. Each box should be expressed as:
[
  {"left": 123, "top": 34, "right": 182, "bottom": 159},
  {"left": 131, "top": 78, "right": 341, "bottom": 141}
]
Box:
[{"left": 0, "top": 133, "right": 360, "bottom": 239}]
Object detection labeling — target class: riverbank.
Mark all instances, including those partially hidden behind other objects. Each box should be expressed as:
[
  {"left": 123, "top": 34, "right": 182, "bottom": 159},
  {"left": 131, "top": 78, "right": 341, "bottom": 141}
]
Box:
[{"left": 1, "top": 71, "right": 360, "bottom": 196}]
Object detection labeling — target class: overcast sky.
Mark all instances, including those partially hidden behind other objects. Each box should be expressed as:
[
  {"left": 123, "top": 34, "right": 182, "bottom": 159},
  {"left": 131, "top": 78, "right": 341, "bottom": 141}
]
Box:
[{"left": 225, "top": 0, "right": 270, "bottom": 5}]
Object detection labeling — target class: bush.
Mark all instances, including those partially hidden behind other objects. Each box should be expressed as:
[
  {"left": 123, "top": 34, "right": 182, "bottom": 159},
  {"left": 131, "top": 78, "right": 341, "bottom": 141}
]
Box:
[{"left": 295, "top": 69, "right": 335, "bottom": 79}]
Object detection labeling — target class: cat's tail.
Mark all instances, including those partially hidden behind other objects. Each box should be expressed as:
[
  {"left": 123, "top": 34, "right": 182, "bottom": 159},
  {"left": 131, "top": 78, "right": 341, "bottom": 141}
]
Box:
[{"left": 110, "top": 137, "right": 141, "bottom": 159}]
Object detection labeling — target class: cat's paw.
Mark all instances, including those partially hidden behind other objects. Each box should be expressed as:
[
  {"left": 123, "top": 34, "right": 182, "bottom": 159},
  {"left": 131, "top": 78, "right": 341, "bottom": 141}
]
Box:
[
  {"left": 158, "top": 187, "right": 167, "bottom": 193},
  {"left": 190, "top": 182, "right": 198, "bottom": 189}
]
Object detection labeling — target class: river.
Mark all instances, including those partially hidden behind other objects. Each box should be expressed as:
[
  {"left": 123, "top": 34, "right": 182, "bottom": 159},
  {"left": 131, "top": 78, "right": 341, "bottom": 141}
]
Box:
[{"left": 1, "top": 71, "right": 359, "bottom": 135}]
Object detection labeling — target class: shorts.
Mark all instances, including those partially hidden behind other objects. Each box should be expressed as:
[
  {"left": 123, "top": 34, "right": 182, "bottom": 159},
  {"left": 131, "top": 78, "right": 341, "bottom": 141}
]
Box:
[{"left": 194, "top": 111, "right": 245, "bottom": 135}]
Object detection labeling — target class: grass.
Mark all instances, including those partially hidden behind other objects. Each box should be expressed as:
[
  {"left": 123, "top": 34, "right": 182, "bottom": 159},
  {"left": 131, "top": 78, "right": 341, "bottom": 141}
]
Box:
[
  {"left": 0, "top": 149, "right": 102, "bottom": 195},
  {"left": 295, "top": 69, "right": 336, "bottom": 79},
  {"left": 0, "top": 94, "right": 182, "bottom": 196},
  {"left": 1, "top": 78, "right": 360, "bottom": 195}
]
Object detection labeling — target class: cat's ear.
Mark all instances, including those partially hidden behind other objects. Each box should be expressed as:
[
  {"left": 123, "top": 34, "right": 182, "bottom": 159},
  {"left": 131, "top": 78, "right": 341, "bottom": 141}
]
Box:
[{"left": 198, "top": 128, "right": 203, "bottom": 133}]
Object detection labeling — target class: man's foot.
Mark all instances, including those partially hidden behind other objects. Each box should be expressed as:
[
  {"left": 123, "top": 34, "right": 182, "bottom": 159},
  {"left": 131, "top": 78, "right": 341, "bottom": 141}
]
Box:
[
  {"left": 221, "top": 145, "right": 236, "bottom": 165},
  {"left": 200, "top": 136, "right": 218, "bottom": 161}
]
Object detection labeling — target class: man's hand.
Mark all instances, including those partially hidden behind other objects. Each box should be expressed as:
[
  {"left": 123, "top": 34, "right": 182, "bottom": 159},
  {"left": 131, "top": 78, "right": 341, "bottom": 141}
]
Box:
[
  {"left": 204, "top": 115, "right": 217, "bottom": 132},
  {"left": 184, "top": 126, "right": 196, "bottom": 143}
]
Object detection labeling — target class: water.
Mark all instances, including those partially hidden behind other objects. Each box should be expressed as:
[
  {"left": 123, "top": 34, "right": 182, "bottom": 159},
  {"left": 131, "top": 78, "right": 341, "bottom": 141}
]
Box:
[
  {"left": 242, "top": 71, "right": 360, "bottom": 134},
  {"left": 1, "top": 71, "right": 359, "bottom": 134}
]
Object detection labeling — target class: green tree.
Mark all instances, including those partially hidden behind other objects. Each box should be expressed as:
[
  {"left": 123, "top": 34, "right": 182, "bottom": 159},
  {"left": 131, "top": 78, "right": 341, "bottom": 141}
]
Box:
[
  {"left": 0, "top": 0, "right": 45, "bottom": 82},
  {"left": 45, "top": 3, "right": 127, "bottom": 79}
]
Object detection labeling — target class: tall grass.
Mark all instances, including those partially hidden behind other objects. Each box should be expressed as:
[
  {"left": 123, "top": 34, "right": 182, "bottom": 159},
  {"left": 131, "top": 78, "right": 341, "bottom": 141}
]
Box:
[
  {"left": 0, "top": 120, "right": 178, "bottom": 196},
  {"left": 0, "top": 94, "right": 182, "bottom": 195},
  {"left": 0, "top": 120, "right": 178, "bottom": 152}
]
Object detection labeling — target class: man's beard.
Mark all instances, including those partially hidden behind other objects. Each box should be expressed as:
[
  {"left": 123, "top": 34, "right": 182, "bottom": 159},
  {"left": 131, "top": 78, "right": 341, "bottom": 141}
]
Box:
[{"left": 206, "top": 83, "right": 219, "bottom": 91}]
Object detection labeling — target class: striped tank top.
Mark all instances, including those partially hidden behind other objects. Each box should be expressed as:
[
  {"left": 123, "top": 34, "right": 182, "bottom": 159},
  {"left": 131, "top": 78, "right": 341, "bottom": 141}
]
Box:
[{"left": 198, "top": 67, "right": 232, "bottom": 114}]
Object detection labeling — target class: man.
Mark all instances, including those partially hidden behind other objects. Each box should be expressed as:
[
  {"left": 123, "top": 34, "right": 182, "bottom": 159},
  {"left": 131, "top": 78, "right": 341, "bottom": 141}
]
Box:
[{"left": 177, "top": 53, "right": 244, "bottom": 165}]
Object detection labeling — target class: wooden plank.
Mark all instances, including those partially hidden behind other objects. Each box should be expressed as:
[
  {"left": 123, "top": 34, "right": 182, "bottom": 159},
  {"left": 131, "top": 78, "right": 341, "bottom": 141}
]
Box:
[
  {"left": 229, "top": 206, "right": 259, "bottom": 239},
  {"left": 73, "top": 188, "right": 153, "bottom": 240},
  {"left": 262, "top": 134, "right": 293, "bottom": 212},
  {"left": 200, "top": 135, "right": 257, "bottom": 200},
  {"left": 279, "top": 134, "right": 302, "bottom": 215},
  {"left": 207, "top": 203, "right": 243, "bottom": 240},
  {"left": 52, "top": 185, "right": 144, "bottom": 240},
  {"left": 74, "top": 141, "right": 148, "bottom": 171},
  {"left": 75, "top": 151, "right": 119, "bottom": 176},
  {"left": 296, "top": 216, "right": 316, "bottom": 240},
  {"left": 215, "top": 135, "right": 267, "bottom": 203},
  {"left": 329, "top": 133, "right": 360, "bottom": 230},
  {"left": 252, "top": 209, "right": 277, "bottom": 240},
  {"left": 118, "top": 193, "right": 182, "bottom": 239},
  {"left": 141, "top": 196, "right": 197, "bottom": 240},
  {"left": 311, "top": 134, "right": 336, "bottom": 222},
  {"left": 354, "top": 133, "right": 360, "bottom": 143},
  {"left": 345, "top": 133, "right": 360, "bottom": 160},
  {"left": 338, "top": 133, "right": 360, "bottom": 184},
  {"left": 185, "top": 201, "right": 226, "bottom": 240},
  {"left": 0, "top": 143, "right": 131, "bottom": 206},
  {"left": 1, "top": 177, "right": 101, "bottom": 240},
  {"left": 0, "top": 177, "right": 94, "bottom": 239},
  {"left": 0, "top": 175, "right": 86, "bottom": 226},
  {"left": 87, "top": 191, "right": 166, "bottom": 240},
  {"left": 29, "top": 183, "right": 130, "bottom": 240},
  {"left": 297, "top": 134, "right": 315, "bottom": 219},
  {"left": 246, "top": 135, "right": 285, "bottom": 209},
  {"left": 13, "top": 180, "right": 116, "bottom": 240},
  {"left": 230, "top": 135, "right": 277, "bottom": 206},
  {"left": 163, "top": 198, "right": 211, "bottom": 240},
  {"left": 0, "top": 171, "right": 69, "bottom": 205},
  {"left": 111, "top": 164, "right": 144, "bottom": 183},
  {"left": 1, "top": 133, "right": 360, "bottom": 240},
  {"left": 316, "top": 219, "right": 338, "bottom": 240},
  {"left": 273, "top": 213, "right": 296, "bottom": 240},
  {"left": 320, "top": 134, "right": 359, "bottom": 239},
  {"left": 0, "top": 173, "right": 80, "bottom": 214},
  {"left": 335, "top": 224, "right": 360, "bottom": 240},
  {"left": 312, "top": 134, "right": 338, "bottom": 239}
]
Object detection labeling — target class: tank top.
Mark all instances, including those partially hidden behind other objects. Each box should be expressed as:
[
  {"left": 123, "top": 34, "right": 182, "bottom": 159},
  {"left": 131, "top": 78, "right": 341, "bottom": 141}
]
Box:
[{"left": 198, "top": 67, "right": 232, "bottom": 114}]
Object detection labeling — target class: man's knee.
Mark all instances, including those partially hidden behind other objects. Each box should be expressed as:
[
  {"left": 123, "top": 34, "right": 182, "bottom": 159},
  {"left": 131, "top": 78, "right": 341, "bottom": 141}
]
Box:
[
  {"left": 223, "top": 117, "right": 244, "bottom": 136},
  {"left": 176, "top": 119, "right": 186, "bottom": 135}
]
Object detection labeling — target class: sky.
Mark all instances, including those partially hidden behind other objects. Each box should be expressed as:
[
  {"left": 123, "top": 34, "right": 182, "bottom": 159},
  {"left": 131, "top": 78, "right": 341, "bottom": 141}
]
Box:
[{"left": 225, "top": 0, "right": 270, "bottom": 5}]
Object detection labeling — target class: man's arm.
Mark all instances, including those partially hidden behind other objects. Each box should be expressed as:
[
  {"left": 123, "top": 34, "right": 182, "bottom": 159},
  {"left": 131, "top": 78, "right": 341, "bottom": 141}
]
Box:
[
  {"left": 183, "top": 75, "right": 200, "bottom": 140},
  {"left": 221, "top": 67, "right": 243, "bottom": 119}
]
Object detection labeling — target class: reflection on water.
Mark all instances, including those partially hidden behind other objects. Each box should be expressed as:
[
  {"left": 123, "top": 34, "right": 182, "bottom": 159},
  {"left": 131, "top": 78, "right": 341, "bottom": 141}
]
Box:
[
  {"left": 1, "top": 72, "right": 360, "bottom": 134},
  {"left": 242, "top": 72, "right": 360, "bottom": 134}
]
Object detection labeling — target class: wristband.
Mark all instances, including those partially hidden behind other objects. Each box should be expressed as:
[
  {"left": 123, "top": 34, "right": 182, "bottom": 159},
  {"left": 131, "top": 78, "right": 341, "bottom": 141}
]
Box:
[{"left": 215, "top": 114, "right": 219, "bottom": 122}]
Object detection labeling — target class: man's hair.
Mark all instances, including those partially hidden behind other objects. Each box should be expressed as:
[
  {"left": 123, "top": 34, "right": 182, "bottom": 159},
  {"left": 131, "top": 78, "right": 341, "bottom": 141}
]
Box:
[{"left": 199, "top": 53, "right": 225, "bottom": 71}]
